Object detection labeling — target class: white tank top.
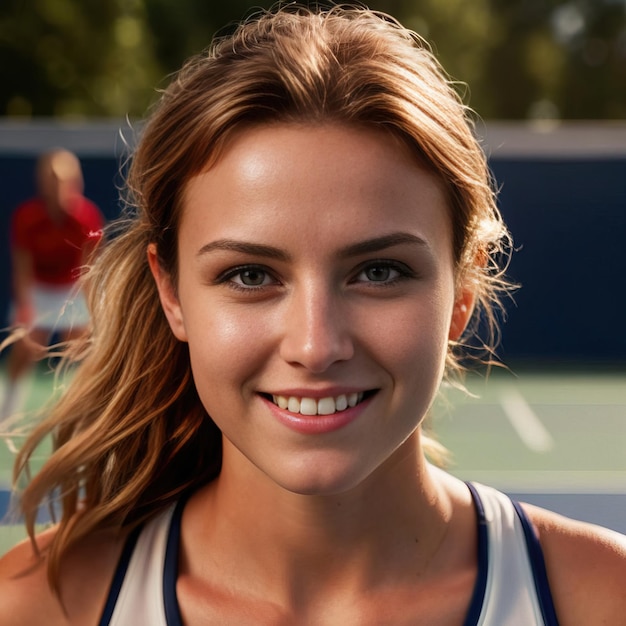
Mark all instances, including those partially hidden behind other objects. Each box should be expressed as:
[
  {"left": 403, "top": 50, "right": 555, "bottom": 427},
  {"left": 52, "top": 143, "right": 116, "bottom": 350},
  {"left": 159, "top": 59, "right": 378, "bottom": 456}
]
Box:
[{"left": 99, "top": 482, "right": 559, "bottom": 625}]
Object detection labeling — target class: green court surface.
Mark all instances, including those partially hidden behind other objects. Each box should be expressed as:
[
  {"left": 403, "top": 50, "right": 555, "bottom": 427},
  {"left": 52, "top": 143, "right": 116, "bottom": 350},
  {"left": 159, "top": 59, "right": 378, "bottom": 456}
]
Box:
[
  {"left": 432, "top": 367, "right": 626, "bottom": 492},
  {"left": 1, "top": 363, "right": 625, "bottom": 556}
]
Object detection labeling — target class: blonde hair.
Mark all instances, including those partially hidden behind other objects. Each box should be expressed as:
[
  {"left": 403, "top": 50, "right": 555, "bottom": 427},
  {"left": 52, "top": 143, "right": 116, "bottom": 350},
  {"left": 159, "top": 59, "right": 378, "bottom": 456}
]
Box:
[
  {"left": 37, "top": 149, "right": 82, "bottom": 185},
  {"left": 13, "top": 4, "right": 511, "bottom": 588}
]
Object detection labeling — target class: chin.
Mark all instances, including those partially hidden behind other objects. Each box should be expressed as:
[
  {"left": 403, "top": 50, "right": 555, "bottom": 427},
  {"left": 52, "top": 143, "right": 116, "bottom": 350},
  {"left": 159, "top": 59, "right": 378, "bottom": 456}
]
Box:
[{"left": 266, "top": 455, "right": 378, "bottom": 498}]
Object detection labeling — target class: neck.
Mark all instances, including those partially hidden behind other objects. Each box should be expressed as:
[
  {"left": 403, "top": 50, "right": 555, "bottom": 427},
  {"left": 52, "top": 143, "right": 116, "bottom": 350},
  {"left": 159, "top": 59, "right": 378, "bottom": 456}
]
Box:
[{"left": 182, "top": 433, "right": 456, "bottom": 606}]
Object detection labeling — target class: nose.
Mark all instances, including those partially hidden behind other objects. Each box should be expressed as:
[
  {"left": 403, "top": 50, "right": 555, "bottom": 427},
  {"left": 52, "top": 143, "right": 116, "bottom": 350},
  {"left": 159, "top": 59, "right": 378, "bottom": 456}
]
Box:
[{"left": 279, "top": 284, "right": 354, "bottom": 373}]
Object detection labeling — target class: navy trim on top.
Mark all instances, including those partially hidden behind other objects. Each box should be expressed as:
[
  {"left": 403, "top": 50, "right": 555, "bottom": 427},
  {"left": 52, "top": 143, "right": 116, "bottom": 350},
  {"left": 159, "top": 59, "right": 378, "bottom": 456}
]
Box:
[
  {"left": 99, "top": 524, "right": 143, "bottom": 626},
  {"left": 163, "top": 497, "right": 187, "bottom": 626},
  {"left": 103, "top": 489, "right": 555, "bottom": 626},
  {"left": 512, "top": 500, "right": 560, "bottom": 626},
  {"left": 463, "top": 482, "right": 490, "bottom": 626}
]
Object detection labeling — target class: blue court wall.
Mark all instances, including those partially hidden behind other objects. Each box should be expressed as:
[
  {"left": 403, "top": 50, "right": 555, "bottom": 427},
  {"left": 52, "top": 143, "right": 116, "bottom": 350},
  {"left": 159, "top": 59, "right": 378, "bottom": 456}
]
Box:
[
  {"left": 0, "top": 122, "right": 625, "bottom": 365},
  {"left": 491, "top": 156, "right": 626, "bottom": 364}
]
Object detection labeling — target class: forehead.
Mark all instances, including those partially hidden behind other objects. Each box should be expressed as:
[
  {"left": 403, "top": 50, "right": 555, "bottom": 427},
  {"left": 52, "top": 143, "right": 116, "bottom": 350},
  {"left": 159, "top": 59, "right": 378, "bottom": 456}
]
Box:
[{"left": 179, "top": 122, "right": 452, "bottom": 256}]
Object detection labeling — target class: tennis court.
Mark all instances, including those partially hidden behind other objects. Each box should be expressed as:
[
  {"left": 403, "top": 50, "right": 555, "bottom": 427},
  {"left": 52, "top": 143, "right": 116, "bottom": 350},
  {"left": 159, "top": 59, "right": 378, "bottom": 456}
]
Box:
[
  {"left": 1, "top": 363, "right": 625, "bottom": 555},
  {"left": 435, "top": 367, "right": 626, "bottom": 524}
]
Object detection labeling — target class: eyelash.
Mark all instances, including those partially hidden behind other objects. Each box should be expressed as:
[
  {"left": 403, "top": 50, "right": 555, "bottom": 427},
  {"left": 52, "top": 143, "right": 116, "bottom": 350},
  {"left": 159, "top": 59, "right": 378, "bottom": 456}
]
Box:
[
  {"left": 215, "top": 260, "right": 416, "bottom": 293},
  {"left": 216, "top": 264, "right": 279, "bottom": 292},
  {"left": 351, "top": 260, "right": 416, "bottom": 286}
]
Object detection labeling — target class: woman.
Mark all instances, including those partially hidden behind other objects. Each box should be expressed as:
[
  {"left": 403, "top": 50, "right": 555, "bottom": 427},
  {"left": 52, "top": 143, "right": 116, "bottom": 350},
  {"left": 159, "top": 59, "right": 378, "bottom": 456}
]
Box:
[
  {"left": 1, "top": 5, "right": 624, "bottom": 625},
  {"left": 1, "top": 149, "right": 103, "bottom": 426}
]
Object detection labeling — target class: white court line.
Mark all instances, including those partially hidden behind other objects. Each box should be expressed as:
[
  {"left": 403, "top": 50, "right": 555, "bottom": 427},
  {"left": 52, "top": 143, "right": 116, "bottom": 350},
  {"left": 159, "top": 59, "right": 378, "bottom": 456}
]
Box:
[
  {"left": 499, "top": 386, "right": 554, "bottom": 453},
  {"left": 453, "top": 470, "right": 626, "bottom": 493}
]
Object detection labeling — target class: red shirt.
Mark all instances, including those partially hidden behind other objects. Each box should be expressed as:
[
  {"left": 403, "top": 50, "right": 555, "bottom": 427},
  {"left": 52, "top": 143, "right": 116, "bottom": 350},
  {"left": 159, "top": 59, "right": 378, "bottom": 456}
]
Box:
[{"left": 11, "top": 196, "right": 104, "bottom": 285}]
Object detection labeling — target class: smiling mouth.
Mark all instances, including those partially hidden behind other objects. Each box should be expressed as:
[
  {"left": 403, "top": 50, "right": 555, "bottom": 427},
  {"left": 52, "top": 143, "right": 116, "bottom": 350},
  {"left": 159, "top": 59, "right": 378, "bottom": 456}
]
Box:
[{"left": 262, "top": 391, "right": 376, "bottom": 416}]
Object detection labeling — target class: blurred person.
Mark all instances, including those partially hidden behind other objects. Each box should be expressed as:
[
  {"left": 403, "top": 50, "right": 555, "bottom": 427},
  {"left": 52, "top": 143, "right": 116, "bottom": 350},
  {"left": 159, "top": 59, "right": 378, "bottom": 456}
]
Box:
[
  {"left": 0, "top": 149, "right": 103, "bottom": 425},
  {"left": 0, "top": 6, "right": 624, "bottom": 625}
]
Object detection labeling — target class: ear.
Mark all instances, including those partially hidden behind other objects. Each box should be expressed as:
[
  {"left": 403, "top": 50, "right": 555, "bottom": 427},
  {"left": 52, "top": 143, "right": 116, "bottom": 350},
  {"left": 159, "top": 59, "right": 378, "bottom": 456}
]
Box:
[
  {"left": 448, "top": 287, "right": 475, "bottom": 342},
  {"left": 147, "top": 243, "right": 188, "bottom": 342}
]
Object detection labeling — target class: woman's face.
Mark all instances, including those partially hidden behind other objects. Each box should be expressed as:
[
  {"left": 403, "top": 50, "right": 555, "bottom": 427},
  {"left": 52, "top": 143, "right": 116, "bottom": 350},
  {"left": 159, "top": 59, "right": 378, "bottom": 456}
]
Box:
[
  {"left": 38, "top": 153, "right": 83, "bottom": 218},
  {"left": 151, "top": 123, "right": 471, "bottom": 496}
]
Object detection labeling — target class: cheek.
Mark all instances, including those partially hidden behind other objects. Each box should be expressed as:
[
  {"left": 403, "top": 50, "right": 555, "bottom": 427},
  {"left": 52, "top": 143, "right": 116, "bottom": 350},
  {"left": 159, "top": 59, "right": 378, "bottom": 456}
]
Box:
[
  {"left": 364, "top": 292, "right": 454, "bottom": 402},
  {"left": 373, "top": 292, "right": 453, "bottom": 357},
  {"left": 183, "top": 302, "right": 275, "bottom": 390}
]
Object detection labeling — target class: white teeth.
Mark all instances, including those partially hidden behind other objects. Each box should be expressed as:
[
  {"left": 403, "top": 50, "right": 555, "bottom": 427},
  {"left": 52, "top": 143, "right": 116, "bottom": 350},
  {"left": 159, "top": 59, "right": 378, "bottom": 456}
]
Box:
[
  {"left": 300, "top": 397, "right": 317, "bottom": 416},
  {"left": 271, "top": 392, "right": 366, "bottom": 416},
  {"left": 317, "top": 397, "right": 336, "bottom": 415},
  {"left": 335, "top": 395, "right": 348, "bottom": 411}
]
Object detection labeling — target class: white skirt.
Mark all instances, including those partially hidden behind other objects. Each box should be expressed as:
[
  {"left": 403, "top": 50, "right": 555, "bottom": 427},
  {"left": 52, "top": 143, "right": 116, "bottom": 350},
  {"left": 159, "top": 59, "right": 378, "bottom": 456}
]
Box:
[{"left": 13, "top": 283, "right": 90, "bottom": 332}]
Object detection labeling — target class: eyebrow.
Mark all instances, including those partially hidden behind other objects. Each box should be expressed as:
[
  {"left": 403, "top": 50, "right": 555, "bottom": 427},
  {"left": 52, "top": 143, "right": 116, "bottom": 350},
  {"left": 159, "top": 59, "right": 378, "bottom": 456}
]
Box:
[
  {"left": 196, "top": 232, "right": 427, "bottom": 261},
  {"left": 339, "top": 232, "right": 428, "bottom": 258},
  {"left": 197, "top": 240, "right": 290, "bottom": 261}
]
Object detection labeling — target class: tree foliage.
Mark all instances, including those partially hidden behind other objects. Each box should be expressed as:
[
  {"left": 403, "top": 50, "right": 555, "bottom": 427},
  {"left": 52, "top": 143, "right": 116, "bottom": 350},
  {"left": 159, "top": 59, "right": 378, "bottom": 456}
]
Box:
[{"left": 1, "top": 0, "right": 624, "bottom": 119}]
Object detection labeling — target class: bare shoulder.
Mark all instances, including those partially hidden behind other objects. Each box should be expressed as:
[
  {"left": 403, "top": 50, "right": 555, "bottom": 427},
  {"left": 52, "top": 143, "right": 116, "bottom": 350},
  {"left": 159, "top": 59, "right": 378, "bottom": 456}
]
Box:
[
  {"left": 523, "top": 503, "right": 626, "bottom": 626},
  {"left": 0, "top": 527, "right": 67, "bottom": 625},
  {"left": 0, "top": 524, "right": 127, "bottom": 626}
]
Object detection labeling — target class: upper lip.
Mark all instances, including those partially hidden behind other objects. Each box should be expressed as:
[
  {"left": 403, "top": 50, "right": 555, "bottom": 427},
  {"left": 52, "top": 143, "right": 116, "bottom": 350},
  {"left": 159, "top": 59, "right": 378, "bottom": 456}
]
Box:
[{"left": 260, "top": 387, "right": 373, "bottom": 399}]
